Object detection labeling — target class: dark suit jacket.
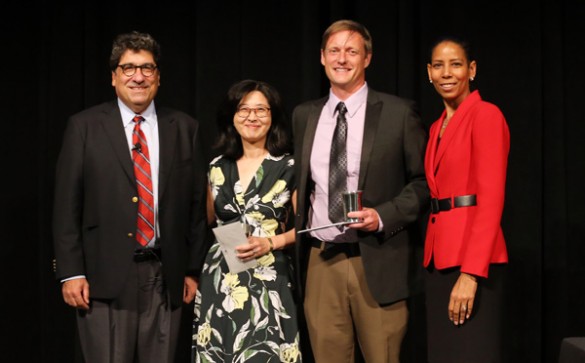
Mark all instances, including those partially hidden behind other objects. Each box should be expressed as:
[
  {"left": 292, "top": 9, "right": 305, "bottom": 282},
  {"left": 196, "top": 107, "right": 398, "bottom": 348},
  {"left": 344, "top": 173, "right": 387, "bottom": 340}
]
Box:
[
  {"left": 292, "top": 89, "right": 429, "bottom": 305},
  {"left": 52, "top": 101, "right": 207, "bottom": 308}
]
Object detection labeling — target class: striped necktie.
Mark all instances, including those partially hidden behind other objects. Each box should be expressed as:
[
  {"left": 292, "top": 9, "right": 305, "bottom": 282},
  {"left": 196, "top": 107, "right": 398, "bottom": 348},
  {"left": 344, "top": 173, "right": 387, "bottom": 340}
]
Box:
[
  {"left": 328, "top": 102, "right": 348, "bottom": 225},
  {"left": 132, "top": 115, "right": 155, "bottom": 246}
]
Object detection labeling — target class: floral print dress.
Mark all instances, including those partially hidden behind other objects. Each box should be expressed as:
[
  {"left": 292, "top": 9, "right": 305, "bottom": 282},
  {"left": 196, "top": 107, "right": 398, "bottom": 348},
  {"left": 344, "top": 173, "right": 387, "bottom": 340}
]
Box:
[{"left": 193, "top": 153, "right": 301, "bottom": 363}]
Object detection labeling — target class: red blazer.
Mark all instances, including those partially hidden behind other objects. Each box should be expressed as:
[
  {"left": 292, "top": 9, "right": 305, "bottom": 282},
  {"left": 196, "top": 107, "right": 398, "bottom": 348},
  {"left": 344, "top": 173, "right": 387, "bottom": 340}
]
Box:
[{"left": 424, "top": 90, "right": 509, "bottom": 278}]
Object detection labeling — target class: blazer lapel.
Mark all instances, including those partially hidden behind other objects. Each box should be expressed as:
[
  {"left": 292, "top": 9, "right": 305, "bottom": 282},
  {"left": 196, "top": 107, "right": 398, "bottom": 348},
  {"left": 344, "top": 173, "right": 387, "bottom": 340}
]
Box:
[
  {"left": 157, "top": 108, "right": 177, "bottom": 202},
  {"left": 100, "top": 102, "right": 135, "bottom": 184},
  {"left": 300, "top": 100, "right": 326, "bottom": 183},
  {"left": 358, "top": 91, "right": 382, "bottom": 190},
  {"left": 425, "top": 119, "right": 441, "bottom": 192},
  {"left": 433, "top": 90, "right": 482, "bottom": 173},
  {"left": 433, "top": 112, "right": 458, "bottom": 173}
]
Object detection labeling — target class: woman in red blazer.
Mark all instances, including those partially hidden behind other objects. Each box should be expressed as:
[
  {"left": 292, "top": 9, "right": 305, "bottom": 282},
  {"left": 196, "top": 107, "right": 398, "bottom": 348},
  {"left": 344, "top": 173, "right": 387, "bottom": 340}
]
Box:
[{"left": 424, "top": 37, "right": 510, "bottom": 363}]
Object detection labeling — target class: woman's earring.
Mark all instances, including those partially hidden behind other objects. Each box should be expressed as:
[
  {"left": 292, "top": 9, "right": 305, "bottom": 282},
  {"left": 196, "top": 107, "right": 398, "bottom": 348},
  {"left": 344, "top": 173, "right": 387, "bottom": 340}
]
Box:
[
  {"left": 470, "top": 77, "right": 474, "bottom": 81},
  {"left": 429, "top": 79, "right": 433, "bottom": 84}
]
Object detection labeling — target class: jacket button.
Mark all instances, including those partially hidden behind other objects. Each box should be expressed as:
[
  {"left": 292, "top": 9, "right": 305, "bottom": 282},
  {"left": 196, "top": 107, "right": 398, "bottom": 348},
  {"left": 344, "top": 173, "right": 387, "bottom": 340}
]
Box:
[
  {"left": 127, "top": 233, "right": 134, "bottom": 238},
  {"left": 132, "top": 196, "right": 138, "bottom": 203},
  {"left": 431, "top": 217, "right": 436, "bottom": 224}
]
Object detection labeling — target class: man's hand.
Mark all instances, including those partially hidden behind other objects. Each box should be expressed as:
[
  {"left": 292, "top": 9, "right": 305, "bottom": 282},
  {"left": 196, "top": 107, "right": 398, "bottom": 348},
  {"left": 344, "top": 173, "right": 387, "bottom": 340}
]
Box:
[
  {"left": 62, "top": 278, "right": 90, "bottom": 310},
  {"left": 183, "top": 276, "right": 199, "bottom": 304},
  {"left": 347, "top": 207, "right": 380, "bottom": 232}
]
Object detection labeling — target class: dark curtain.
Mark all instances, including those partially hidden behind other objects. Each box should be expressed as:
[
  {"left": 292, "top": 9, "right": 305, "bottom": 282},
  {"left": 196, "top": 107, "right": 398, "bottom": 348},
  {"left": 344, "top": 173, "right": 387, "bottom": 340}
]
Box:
[{"left": 3, "top": 0, "right": 584, "bottom": 362}]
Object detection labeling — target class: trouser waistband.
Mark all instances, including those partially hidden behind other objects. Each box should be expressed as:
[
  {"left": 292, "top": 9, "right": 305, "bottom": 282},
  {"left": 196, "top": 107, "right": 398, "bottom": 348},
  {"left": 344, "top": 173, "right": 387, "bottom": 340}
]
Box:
[
  {"left": 133, "top": 247, "right": 161, "bottom": 263},
  {"left": 308, "top": 237, "right": 360, "bottom": 258}
]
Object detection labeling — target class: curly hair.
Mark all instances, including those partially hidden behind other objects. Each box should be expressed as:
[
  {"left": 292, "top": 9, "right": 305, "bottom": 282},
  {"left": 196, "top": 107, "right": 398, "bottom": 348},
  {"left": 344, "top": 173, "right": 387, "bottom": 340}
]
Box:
[{"left": 109, "top": 31, "right": 161, "bottom": 71}]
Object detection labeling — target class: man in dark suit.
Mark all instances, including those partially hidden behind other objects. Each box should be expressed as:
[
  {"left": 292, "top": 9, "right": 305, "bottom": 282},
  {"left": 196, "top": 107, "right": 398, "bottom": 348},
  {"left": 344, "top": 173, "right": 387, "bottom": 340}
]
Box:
[
  {"left": 293, "top": 20, "right": 428, "bottom": 363},
  {"left": 52, "top": 31, "right": 207, "bottom": 363}
]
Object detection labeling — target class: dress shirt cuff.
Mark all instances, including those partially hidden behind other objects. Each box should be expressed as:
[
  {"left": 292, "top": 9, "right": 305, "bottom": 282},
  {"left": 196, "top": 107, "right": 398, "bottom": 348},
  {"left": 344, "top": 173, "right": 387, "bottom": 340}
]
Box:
[
  {"left": 61, "top": 275, "right": 86, "bottom": 283},
  {"left": 375, "top": 210, "right": 384, "bottom": 232}
]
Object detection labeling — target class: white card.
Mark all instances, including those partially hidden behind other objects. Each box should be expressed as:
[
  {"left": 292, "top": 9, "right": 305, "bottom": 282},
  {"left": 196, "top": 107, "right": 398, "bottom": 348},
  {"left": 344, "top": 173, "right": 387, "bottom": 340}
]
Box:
[{"left": 212, "top": 222, "right": 257, "bottom": 274}]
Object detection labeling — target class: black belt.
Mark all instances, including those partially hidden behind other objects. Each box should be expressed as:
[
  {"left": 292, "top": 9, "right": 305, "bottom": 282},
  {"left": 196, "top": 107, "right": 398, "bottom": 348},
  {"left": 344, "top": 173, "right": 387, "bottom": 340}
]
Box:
[
  {"left": 133, "top": 247, "right": 161, "bottom": 263},
  {"left": 430, "top": 194, "right": 477, "bottom": 214},
  {"left": 309, "top": 238, "right": 360, "bottom": 259}
]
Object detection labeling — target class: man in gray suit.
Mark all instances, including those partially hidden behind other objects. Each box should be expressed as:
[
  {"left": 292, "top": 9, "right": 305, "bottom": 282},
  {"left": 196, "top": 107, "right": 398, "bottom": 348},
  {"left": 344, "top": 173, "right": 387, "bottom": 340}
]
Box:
[
  {"left": 52, "top": 31, "right": 207, "bottom": 363},
  {"left": 293, "top": 20, "right": 428, "bottom": 363}
]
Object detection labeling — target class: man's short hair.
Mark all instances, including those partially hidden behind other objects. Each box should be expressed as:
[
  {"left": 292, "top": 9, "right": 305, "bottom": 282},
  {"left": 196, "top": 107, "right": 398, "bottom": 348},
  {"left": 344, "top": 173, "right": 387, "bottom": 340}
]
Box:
[{"left": 321, "top": 20, "right": 373, "bottom": 54}]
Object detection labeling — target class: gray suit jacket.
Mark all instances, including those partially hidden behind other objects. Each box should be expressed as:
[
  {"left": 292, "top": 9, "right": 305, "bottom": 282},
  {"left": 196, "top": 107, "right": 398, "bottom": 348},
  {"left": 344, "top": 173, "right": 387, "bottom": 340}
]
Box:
[
  {"left": 52, "top": 101, "right": 207, "bottom": 308},
  {"left": 292, "top": 89, "right": 429, "bottom": 305}
]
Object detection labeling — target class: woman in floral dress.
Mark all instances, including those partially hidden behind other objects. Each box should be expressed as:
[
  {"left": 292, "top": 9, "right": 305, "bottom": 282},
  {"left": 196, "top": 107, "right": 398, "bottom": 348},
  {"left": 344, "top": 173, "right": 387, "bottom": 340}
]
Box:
[{"left": 193, "top": 80, "right": 301, "bottom": 363}]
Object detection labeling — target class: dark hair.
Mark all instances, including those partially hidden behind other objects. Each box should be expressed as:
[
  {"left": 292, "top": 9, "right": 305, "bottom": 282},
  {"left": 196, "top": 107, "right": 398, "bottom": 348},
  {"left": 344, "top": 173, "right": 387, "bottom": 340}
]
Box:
[
  {"left": 428, "top": 36, "right": 475, "bottom": 64},
  {"left": 109, "top": 31, "right": 161, "bottom": 71},
  {"left": 321, "top": 19, "right": 373, "bottom": 54},
  {"left": 214, "top": 80, "right": 291, "bottom": 160}
]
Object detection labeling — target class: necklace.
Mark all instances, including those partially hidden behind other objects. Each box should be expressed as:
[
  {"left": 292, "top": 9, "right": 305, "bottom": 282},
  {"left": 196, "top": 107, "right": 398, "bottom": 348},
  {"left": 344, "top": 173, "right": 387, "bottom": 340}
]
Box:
[{"left": 441, "top": 114, "right": 453, "bottom": 129}]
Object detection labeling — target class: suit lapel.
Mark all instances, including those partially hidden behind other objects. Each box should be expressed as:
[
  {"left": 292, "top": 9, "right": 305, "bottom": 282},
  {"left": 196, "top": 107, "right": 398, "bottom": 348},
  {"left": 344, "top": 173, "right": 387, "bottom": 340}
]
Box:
[
  {"left": 433, "top": 112, "right": 458, "bottom": 173},
  {"left": 100, "top": 102, "right": 135, "bottom": 184},
  {"left": 358, "top": 91, "right": 382, "bottom": 190},
  {"left": 425, "top": 120, "right": 441, "bottom": 192},
  {"left": 157, "top": 108, "right": 176, "bottom": 202},
  {"left": 300, "top": 99, "right": 326, "bottom": 184},
  {"left": 433, "top": 90, "right": 482, "bottom": 173}
]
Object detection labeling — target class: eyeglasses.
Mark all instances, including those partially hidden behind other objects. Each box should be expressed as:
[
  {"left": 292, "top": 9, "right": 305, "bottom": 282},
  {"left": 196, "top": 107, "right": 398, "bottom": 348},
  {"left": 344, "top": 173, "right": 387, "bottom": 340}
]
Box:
[
  {"left": 236, "top": 107, "right": 271, "bottom": 118},
  {"left": 117, "top": 63, "right": 158, "bottom": 77}
]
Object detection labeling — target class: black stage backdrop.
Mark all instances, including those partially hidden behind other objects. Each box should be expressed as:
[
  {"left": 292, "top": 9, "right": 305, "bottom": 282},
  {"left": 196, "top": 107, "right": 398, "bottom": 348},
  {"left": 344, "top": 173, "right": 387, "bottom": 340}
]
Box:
[{"left": 2, "top": 0, "right": 584, "bottom": 362}]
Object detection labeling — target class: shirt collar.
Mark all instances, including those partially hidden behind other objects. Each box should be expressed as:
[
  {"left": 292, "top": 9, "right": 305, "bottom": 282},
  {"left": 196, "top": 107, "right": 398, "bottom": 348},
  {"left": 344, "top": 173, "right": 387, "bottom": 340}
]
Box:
[
  {"left": 326, "top": 82, "right": 368, "bottom": 118},
  {"left": 118, "top": 99, "right": 157, "bottom": 127}
]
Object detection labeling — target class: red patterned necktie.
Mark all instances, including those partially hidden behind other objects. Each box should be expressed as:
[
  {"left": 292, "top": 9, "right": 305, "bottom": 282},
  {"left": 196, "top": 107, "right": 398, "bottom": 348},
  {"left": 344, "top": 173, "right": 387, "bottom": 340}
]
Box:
[{"left": 132, "top": 115, "right": 155, "bottom": 246}]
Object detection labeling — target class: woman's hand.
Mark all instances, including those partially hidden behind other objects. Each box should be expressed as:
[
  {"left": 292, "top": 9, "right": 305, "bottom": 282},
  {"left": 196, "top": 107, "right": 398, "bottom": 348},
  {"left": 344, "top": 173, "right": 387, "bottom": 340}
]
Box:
[
  {"left": 448, "top": 272, "right": 478, "bottom": 325},
  {"left": 236, "top": 236, "right": 272, "bottom": 262}
]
